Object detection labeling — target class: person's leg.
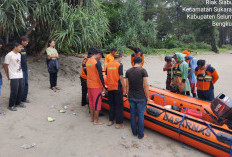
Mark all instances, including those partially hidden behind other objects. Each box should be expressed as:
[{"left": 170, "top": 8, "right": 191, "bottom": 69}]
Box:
[
  {"left": 129, "top": 98, "right": 137, "bottom": 136},
  {"left": 49, "top": 73, "right": 54, "bottom": 88},
  {"left": 190, "top": 83, "right": 196, "bottom": 98},
  {"left": 80, "top": 77, "right": 87, "bottom": 106},
  {"left": 206, "top": 89, "right": 215, "bottom": 101},
  {"left": 9, "top": 79, "right": 19, "bottom": 109},
  {"left": 166, "top": 78, "right": 171, "bottom": 90},
  {"left": 115, "top": 89, "right": 124, "bottom": 125},
  {"left": 197, "top": 90, "right": 205, "bottom": 100},
  {"left": 186, "top": 91, "right": 190, "bottom": 96},
  {"left": 93, "top": 88, "right": 103, "bottom": 124},
  {"left": 54, "top": 72, "right": 58, "bottom": 87},
  {"left": 108, "top": 91, "right": 115, "bottom": 125},
  {"left": 137, "top": 98, "right": 147, "bottom": 139},
  {"left": 22, "top": 70, "right": 28, "bottom": 102},
  {"left": 16, "top": 79, "right": 24, "bottom": 106},
  {"left": 88, "top": 88, "right": 94, "bottom": 122}
]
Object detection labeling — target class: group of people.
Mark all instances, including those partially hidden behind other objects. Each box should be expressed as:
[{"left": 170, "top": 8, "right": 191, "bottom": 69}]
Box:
[
  {"left": 80, "top": 47, "right": 148, "bottom": 139},
  {"left": 0, "top": 37, "right": 60, "bottom": 111},
  {"left": 0, "top": 37, "right": 30, "bottom": 111},
  {"left": 163, "top": 50, "right": 219, "bottom": 101},
  {"left": 80, "top": 47, "right": 220, "bottom": 139}
]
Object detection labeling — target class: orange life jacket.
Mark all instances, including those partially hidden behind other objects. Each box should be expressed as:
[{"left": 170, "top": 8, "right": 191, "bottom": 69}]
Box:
[
  {"left": 80, "top": 56, "right": 88, "bottom": 79},
  {"left": 86, "top": 57, "right": 103, "bottom": 88},
  {"left": 131, "top": 52, "right": 144, "bottom": 67},
  {"left": 195, "top": 67, "right": 213, "bottom": 91},
  {"left": 106, "top": 61, "right": 121, "bottom": 91}
]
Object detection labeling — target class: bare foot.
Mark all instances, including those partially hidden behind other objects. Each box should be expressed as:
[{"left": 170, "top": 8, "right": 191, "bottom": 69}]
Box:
[
  {"left": 107, "top": 121, "right": 114, "bottom": 126},
  {"left": 144, "top": 134, "right": 148, "bottom": 138},
  {"left": 115, "top": 124, "right": 124, "bottom": 129},
  {"left": 93, "top": 121, "right": 105, "bottom": 125},
  {"left": 55, "top": 86, "right": 61, "bottom": 90}
]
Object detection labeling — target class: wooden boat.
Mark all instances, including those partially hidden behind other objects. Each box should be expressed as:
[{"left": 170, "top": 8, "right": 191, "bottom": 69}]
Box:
[{"left": 102, "top": 85, "right": 232, "bottom": 156}]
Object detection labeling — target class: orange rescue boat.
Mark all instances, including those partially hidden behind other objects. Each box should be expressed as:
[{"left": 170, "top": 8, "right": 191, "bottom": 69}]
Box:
[{"left": 102, "top": 85, "right": 232, "bottom": 156}]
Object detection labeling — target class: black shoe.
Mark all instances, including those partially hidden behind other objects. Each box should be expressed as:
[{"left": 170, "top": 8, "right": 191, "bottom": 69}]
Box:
[
  {"left": 16, "top": 103, "right": 26, "bottom": 108},
  {"left": 8, "top": 106, "right": 17, "bottom": 111}
]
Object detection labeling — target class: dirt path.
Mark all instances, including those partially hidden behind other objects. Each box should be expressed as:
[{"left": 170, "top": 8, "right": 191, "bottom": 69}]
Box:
[{"left": 0, "top": 52, "right": 231, "bottom": 157}]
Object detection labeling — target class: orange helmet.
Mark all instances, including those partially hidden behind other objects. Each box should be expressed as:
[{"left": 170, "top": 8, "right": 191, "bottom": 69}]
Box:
[{"left": 182, "top": 50, "right": 191, "bottom": 57}]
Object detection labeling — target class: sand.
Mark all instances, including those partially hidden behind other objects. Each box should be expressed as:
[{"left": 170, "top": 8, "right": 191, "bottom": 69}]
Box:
[{"left": 0, "top": 52, "right": 231, "bottom": 157}]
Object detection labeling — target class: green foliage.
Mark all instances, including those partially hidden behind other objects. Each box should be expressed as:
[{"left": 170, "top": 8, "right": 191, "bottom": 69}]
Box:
[
  {"left": 181, "top": 34, "right": 196, "bottom": 43},
  {"left": 52, "top": 0, "right": 109, "bottom": 53}
]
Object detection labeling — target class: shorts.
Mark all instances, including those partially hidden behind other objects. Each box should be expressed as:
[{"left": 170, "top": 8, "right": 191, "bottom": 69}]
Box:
[{"left": 88, "top": 88, "right": 102, "bottom": 111}]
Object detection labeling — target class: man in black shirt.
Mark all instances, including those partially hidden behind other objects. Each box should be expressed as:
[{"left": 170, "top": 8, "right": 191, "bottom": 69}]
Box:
[
  {"left": 125, "top": 57, "right": 149, "bottom": 139},
  {"left": 20, "top": 36, "right": 30, "bottom": 103}
]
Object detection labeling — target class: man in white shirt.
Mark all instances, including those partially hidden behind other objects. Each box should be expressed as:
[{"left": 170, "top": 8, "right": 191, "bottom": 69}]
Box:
[{"left": 4, "top": 42, "right": 25, "bottom": 111}]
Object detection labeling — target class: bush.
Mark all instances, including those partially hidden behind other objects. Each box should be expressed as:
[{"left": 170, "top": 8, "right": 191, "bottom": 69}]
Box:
[
  {"left": 222, "top": 44, "right": 232, "bottom": 50},
  {"left": 106, "top": 36, "right": 128, "bottom": 53},
  {"left": 180, "top": 34, "right": 196, "bottom": 43},
  {"left": 164, "top": 36, "right": 179, "bottom": 49},
  {"left": 181, "top": 42, "right": 211, "bottom": 50}
]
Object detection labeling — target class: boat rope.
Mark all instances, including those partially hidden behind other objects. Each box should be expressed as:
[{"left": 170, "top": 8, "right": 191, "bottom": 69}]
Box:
[
  {"left": 178, "top": 114, "right": 191, "bottom": 150},
  {"left": 204, "top": 121, "right": 232, "bottom": 157}
]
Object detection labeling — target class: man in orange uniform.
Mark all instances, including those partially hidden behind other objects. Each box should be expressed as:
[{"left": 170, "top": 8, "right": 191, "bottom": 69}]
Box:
[
  {"left": 195, "top": 60, "right": 219, "bottom": 101},
  {"left": 80, "top": 47, "right": 95, "bottom": 106},
  {"left": 104, "top": 48, "right": 117, "bottom": 70},
  {"left": 106, "top": 52, "right": 126, "bottom": 129},
  {"left": 131, "top": 48, "right": 144, "bottom": 67},
  {"left": 86, "top": 48, "right": 106, "bottom": 125}
]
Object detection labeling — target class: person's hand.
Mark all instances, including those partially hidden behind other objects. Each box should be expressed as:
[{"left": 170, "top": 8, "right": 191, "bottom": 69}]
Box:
[
  {"left": 147, "top": 98, "right": 151, "bottom": 104},
  {"left": 123, "top": 89, "right": 126, "bottom": 95}
]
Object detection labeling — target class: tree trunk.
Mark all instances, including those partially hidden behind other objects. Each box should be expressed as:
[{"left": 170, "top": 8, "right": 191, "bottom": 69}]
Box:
[
  {"left": 5, "top": 32, "right": 9, "bottom": 44},
  {"left": 218, "top": 27, "right": 223, "bottom": 48},
  {"left": 33, "top": 40, "right": 49, "bottom": 62},
  {"left": 210, "top": 29, "right": 218, "bottom": 53}
]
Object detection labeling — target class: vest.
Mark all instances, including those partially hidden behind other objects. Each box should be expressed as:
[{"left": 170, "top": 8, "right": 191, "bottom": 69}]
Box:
[
  {"left": 196, "top": 67, "right": 213, "bottom": 91},
  {"left": 106, "top": 61, "right": 121, "bottom": 91},
  {"left": 86, "top": 57, "right": 103, "bottom": 88},
  {"left": 80, "top": 56, "right": 88, "bottom": 79}
]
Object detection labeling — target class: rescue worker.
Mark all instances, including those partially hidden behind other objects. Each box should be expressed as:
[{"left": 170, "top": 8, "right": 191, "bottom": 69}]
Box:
[
  {"left": 182, "top": 50, "right": 198, "bottom": 97},
  {"left": 80, "top": 47, "right": 95, "bottom": 106},
  {"left": 171, "top": 53, "right": 191, "bottom": 95},
  {"left": 131, "top": 48, "right": 144, "bottom": 67},
  {"left": 195, "top": 60, "right": 219, "bottom": 101},
  {"left": 106, "top": 52, "right": 126, "bottom": 129},
  {"left": 104, "top": 48, "right": 117, "bottom": 70},
  {"left": 86, "top": 48, "right": 106, "bottom": 125},
  {"left": 163, "top": 55, "right": 173, "bottom": 90}
]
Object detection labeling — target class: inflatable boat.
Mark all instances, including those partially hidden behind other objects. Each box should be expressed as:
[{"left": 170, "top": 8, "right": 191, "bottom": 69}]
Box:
[{"left": 102, "top": 85, "right": 232, "bottom": 156}]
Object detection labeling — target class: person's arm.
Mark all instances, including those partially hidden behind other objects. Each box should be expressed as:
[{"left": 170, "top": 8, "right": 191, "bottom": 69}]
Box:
[
  {"left": 4, "top": 64, "right": 9, "bottom": 80},
  {"left": 212, "top": 69, "right": 219, "bottom": 84},
  {"left": 143, "top": 77, "right": 150, "bottom": 103},
  {"left": 119, "top": 64, "right": 126, "bottom": 95},
  {"left": 96, "top": 60, "right": 105, "bottom": 89},
  {"left": 125, "top": 78, "right": 129, "bottom": 96}
]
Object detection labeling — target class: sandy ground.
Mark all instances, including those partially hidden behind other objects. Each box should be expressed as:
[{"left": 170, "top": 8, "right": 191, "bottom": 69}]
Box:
[{"left": 0, "top": 52, "right": 231, "bottom": 157}]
